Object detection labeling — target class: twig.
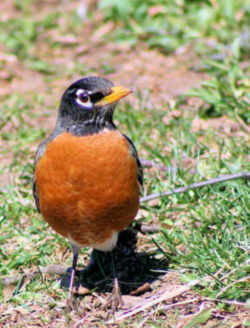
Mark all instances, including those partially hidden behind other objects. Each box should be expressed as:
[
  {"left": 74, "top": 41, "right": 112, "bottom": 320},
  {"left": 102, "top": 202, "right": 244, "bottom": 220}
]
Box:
[
  {"left": 138, "top": 298, "right": 199, "bottom": 327},
  {"left": 140, "top": 159, "right": 173, "bottom": 172},
  {"left": 133, "top": 223, "right": 161, "bottom": 234},
  {"left": 140, "top": 171, "right": 250, "bottom": 203},
  {"left": 216, "top": 276, "right": 250, "bottom": 298},
  {"left": 108, "top": 278, "right": 201, "bottom": 323},
  {"left": 202, "top": 297, "right": 248, "bottom": 308},
  {"left": 155, "top": 297, "right": 199, "bottom": 313},
  {"left": 1, "top": 264, "right": 68, "bottom": 286}
]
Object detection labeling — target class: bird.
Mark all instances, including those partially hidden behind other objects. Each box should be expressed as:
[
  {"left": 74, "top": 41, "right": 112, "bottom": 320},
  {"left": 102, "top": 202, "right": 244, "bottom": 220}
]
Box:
[{"left": 32, "top": 76, "right": 143, "bottom": 309}]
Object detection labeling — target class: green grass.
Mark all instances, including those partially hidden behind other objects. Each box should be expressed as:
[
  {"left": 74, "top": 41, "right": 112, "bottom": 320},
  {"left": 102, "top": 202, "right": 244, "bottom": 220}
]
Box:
[
  {"left": 0, "top": 0, "right": 249, "bottom": 326},
  {"left": 187, "top": 55, "right": 250, "bottom": 123},
  {"left": 98, "top": 0, "right": 250, "bottom": 55},
  {"left": 0, "top": 13, "right": 59, "bottom": 61}
]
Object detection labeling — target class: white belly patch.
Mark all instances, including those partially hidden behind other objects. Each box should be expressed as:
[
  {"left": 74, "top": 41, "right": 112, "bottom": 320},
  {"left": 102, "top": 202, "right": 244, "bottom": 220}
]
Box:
[{"left": 68, "top": 231, "right": 118, "bottom": 252}]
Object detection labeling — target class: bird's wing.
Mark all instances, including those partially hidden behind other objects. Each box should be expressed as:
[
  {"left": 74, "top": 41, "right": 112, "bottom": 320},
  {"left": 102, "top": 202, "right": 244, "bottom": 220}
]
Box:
[
  {"left": 32, "top": 177, "right": 40, "bottom": 212},
  {"left": 32, "top": 126, "right": 64, "bottom": 212},
  {"left": 32, "top": 138, "right": 50, "bottom": 213},
  {"left": 123, "top": 134, "right": 143, "bottom": 191}
]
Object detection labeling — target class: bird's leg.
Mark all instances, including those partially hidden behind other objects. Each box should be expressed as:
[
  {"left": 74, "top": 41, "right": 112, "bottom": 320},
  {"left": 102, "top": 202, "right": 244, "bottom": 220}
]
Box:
[
  {"left": 107, "top": 249, "right": 124, "bottom": 312},
  {"left": 68, "top": 243, "right": 79, "bottom": 300}
]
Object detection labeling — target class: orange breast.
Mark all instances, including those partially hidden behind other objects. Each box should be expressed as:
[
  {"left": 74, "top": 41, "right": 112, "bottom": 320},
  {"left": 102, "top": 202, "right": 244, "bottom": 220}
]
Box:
[{"left": 35, "top": 130, "right": 140, "bottom": 247}]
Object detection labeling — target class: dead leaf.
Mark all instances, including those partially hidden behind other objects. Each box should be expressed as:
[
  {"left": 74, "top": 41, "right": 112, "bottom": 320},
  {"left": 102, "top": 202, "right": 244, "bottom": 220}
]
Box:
[
  {"left": 130, "top": 282, "right": 151, "bottom": 295},
  {"left": 73, "top": 285, "right": 91, "bottom": 295}
]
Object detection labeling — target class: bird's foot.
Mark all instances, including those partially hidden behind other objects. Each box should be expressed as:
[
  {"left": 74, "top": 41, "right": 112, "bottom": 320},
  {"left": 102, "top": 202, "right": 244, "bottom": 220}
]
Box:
[
  {"left": 63, "top": 267, "right": 78, "bottom": 311},
  {"left": 105, "top": 277, "right": 124, "bottom": 313},
  {"left": 68, "top": 267, "right": 76, "bottom": 297},
  {"left": 66, "top": 294, "right": 77, "bottom": 311}
]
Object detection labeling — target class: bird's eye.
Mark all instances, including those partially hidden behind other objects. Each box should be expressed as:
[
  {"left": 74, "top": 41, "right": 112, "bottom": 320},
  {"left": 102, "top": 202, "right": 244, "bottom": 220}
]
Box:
[
  {"left": 76, "top": 89, "right": 92, "bottom": 108},
  {"left": 79, "top": 93, "right": 89, "bottom": 103}
]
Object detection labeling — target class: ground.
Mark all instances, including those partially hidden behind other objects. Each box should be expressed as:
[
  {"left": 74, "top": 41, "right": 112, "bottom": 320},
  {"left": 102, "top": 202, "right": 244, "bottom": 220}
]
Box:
[{"left": 0, "top": 1, "right": 249, "bottom": 327}]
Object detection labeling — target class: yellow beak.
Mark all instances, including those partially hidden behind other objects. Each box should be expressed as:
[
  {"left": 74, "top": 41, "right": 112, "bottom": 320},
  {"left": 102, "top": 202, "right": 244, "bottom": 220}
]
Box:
[{"left": 96, "top": 86, "right": 132, "bottom": 106}]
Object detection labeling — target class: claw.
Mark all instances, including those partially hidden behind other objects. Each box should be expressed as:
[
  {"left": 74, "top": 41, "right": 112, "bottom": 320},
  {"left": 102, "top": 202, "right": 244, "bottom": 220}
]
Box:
[{"left": 106, "top": 277, "right": 124, "bottom": 313}]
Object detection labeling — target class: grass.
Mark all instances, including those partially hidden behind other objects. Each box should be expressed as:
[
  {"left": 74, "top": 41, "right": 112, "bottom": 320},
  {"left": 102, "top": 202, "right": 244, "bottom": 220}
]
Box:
[
  {"left": 98, "top": 0, "right": 250, "bottom": 55},
  {"left": 0, "top": 0, "right": 249, "bottom": 326},
  {"left": 187, "top": 55, "right": 250, "bottom": 123}
]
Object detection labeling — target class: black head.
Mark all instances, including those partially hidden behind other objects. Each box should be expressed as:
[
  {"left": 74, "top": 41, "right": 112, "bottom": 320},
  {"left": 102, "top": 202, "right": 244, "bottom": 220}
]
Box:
[{"left": 57, "top": 76, "right": 131, "bottom": 135}]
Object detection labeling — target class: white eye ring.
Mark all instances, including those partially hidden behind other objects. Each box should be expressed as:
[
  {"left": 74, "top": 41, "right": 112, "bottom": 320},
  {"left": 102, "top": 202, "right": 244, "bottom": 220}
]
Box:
[{"left": 76, "top": 89, "right": 93, "bottom": 108}]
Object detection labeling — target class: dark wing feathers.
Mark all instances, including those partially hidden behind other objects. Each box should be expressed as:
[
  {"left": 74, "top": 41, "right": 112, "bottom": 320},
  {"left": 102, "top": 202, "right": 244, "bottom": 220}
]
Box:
[
  {"left": 32, "top": 138, "right": 51, "bottom": 213},
  {"left": 123, "top": 134, "right": 143, "bottom": 190},
  {"left": 32, "top": 177, "right": 40, "bottom": 212}
]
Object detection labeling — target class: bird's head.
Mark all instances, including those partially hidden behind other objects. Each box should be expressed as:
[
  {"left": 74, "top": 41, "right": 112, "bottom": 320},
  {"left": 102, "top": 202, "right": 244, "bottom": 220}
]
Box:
[{"left": 58, "top": 76, "right": 131, "bottom": 132}]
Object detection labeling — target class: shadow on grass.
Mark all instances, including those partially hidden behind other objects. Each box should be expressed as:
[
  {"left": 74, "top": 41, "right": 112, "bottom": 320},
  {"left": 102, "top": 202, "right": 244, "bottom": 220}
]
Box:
[{"left": 61, "top": 229, "right": 169, "bottom": 295}]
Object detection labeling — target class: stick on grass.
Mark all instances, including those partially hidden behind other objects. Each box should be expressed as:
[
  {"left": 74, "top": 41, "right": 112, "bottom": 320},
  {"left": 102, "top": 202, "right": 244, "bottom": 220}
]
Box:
[
  {"left": 108, "top": 279, "right": 202, "bottom": 323},
  {"left": 140, "top": 171, "right": 250, "bottom": 203}
]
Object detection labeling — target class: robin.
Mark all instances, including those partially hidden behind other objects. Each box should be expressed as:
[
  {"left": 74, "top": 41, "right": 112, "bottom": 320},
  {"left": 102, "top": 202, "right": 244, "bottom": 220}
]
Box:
[{"left": 33, "top": 76, "right": 143, "bottom": 308}]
